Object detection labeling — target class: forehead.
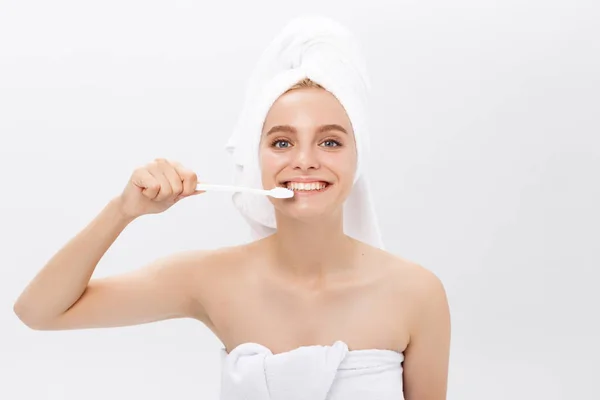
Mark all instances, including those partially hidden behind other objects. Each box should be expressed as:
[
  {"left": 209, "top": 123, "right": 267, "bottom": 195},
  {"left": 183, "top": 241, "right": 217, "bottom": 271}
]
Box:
[{"left": 262, "top": 88, "right": 354, "bottom": 134}]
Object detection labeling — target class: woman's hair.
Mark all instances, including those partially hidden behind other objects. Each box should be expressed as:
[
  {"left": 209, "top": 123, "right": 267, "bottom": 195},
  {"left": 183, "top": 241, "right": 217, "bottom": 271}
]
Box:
[{"left": 285, "top": 77, "right": 323, "bottom": 92}]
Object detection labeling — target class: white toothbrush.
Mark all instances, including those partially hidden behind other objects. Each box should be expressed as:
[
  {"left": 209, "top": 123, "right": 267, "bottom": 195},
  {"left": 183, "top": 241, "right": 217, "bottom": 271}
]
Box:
[{"left": 196, "top": 183, "right": 294, "bottom": 199}]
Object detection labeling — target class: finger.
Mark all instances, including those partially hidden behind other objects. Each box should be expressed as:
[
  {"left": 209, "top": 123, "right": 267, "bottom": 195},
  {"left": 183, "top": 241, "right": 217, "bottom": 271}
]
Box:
[
  {"left": 147, "top": 163, "right": 172, "bottom": 201},
  {"left": 172, "top": 162, "right": 198, "bottom": 197},
  {"left": 132, "top": 168, "right": 160, "bottom": 200},
  {"left": 159, "top": 161, "right": 184, "bottom": 199}
]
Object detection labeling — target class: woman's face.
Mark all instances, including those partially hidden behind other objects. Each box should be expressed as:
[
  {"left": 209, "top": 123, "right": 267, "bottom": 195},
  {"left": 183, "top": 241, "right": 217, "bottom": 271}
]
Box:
[{"left": 259, "top": 87, "right": 357, "bottom": 221}]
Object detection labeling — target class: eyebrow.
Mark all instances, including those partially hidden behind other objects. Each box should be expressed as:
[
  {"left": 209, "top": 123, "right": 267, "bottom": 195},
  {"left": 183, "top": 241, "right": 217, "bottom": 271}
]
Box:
[{"left": 264, "top": 124, "right": 348, "bottom": 136}]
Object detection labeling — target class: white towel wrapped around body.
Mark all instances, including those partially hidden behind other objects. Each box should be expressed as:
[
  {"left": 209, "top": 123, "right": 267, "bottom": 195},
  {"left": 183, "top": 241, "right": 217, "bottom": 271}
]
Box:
[
  {"left": 220, "top": 341, "right": 405, "bottom": 400},
  {"left": 225, "top": 15, "right": 384, "bottom": 249}
]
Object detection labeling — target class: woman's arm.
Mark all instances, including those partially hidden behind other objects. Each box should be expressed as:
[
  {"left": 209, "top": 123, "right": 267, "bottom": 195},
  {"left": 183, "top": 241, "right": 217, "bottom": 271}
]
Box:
[
  {"left": 13, "top": 158, "right": 209, "bottom": 330},
  {"left": 13, "top": 197, "right": 209, "bottom": 330},
  {"left": 402, "top": 269, "right": 451, "bottom": 400}
]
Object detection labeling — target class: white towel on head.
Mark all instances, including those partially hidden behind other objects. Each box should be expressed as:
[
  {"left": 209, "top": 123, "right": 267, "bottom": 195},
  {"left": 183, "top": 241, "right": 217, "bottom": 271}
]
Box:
[{"left": 225, "top": 15, "right": 384, "bottom": 249}]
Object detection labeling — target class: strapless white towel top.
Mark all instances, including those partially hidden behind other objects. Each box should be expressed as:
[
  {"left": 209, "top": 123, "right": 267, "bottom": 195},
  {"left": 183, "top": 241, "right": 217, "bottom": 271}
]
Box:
[{"left": 220, "top": 340, "right": 404, "bottom": 400}]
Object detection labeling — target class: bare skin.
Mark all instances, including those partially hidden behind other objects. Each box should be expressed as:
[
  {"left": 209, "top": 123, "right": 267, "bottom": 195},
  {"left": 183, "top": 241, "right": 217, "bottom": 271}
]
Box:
[
  {"left": 201, "top": 236, "right": 423, "bottom": 355},
  {"left": 13, "top": 85, "right": 450, "bottom": 399}
]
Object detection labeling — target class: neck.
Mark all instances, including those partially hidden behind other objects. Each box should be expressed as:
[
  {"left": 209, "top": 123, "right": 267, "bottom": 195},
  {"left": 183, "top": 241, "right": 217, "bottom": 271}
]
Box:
[{"left": 266, "top": 211, "right": 358, "bottom": 280}]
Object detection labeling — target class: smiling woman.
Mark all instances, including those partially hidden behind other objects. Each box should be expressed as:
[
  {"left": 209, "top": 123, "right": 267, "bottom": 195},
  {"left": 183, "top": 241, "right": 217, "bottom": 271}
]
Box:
[{"left": 13, "top": 15, "right": 450, "bottom": 400}]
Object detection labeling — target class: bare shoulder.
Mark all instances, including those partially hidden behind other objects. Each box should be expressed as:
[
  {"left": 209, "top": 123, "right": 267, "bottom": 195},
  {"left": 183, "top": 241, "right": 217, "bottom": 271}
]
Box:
[
  {"left": 107, "top": 242, "right": 253, "bottom": 308},
  {"left": 374, "top": 248, "right": 446, "bottom": 299},
  {"left": 181, "top": 239, "right": 259, "bottom": 288},
  {"left": 401, "top": 260, "right": 446, "bottom": 302},
  {"left": 172, "top": 241, "right": 257, "bottom": 291},
  {"left": 174, "top": 240, "right": 257, "bottom": 272},
  {"left": 362, "top": 245, "right": 449, "bottom": 324},
  {"left": 383, "top": 251, "right": 450, "bottom": 333}
]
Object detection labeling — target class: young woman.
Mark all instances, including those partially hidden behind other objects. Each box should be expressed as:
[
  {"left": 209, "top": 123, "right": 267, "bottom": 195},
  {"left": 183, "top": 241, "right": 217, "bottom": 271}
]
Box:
[{"left": 14, "top": 19, "right": 450, "bottom": 400}]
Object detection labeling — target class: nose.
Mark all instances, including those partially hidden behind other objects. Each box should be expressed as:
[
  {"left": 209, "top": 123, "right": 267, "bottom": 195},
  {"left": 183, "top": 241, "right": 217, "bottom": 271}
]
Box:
[{"left": 291, "top": 143, "right": 320, "bottom": 171}]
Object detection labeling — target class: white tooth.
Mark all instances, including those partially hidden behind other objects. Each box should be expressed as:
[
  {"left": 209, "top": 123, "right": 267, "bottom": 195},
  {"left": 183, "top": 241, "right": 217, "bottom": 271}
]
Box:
[{"left": 287, "top": 182, "right": 329, "bottom": 191}]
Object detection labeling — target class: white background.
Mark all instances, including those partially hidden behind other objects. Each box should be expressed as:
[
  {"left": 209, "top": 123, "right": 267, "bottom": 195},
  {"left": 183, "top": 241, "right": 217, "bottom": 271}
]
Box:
[{"left": 1, "top": 1, "right": 598, "bottom": 399}]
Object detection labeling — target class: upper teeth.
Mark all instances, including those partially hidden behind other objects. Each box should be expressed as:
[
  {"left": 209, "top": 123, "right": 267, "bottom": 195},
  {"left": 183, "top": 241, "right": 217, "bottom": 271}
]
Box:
[{"left": 286, "top": 182, "right": 327, "bottom": 191}]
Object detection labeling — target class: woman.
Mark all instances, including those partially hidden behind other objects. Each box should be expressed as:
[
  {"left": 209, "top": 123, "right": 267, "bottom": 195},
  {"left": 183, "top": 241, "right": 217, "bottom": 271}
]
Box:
[{"left": 13, "top": 17, "right": 450, "bottom": 400}]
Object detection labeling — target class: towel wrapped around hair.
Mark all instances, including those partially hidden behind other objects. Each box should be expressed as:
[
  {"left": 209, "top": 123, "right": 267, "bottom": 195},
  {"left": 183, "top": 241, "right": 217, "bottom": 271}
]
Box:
[{"left": 225, "top": 15, "right": 384, "bottom": 249}]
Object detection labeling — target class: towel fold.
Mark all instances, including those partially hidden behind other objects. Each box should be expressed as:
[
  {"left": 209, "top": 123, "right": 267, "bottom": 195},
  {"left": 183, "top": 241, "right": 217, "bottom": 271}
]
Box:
[{"left": 225, "top": 15, "right": 384, "bottom": 249}]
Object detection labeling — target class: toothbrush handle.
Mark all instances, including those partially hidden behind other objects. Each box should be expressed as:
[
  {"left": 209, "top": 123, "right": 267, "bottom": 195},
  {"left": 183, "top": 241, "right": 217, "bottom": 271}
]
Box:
[
  {"left": 196, "top": 183, "right": 236, "bottom": 192},
  {"left": 196, "top": 183, "right": 266, "bottom": 195}
]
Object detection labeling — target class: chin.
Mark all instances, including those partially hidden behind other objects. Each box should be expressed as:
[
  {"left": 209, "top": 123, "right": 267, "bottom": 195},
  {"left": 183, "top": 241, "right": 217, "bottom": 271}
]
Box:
[
  {"left": 273, "top": 189, "right": 348, "bottom": 222},
  {"left": 277, "top": 208, "right": 332, "bottom": 225},
  {"left": 286, "top": 203, "right": 331, "bottom": 218}
]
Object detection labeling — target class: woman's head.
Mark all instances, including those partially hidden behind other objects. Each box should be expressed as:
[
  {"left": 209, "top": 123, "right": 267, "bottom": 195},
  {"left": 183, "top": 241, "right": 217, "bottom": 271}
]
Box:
[{"left": 259, "top": 78, "right": 357, "bottom": 222}]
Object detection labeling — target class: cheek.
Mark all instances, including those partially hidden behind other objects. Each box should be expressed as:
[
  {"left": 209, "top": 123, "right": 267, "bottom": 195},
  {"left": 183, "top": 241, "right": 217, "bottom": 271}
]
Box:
[
  {"left": 326, "top": 151, "right": 357, "bottom": 181},
  {"left": 259, "top": 150, "right": 286, "bottom": 179},
  {"left": 261, "top": 151, "right": 283, "bottom": 168}
]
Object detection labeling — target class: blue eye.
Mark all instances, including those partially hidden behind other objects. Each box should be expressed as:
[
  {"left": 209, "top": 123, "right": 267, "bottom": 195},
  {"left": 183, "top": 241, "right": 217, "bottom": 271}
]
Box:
[
  {"left": 272, "top": 139, "right": 291, "bottom": 148},
  {"left": 321, "top": 140, "right": 341, "bottom": 147}
]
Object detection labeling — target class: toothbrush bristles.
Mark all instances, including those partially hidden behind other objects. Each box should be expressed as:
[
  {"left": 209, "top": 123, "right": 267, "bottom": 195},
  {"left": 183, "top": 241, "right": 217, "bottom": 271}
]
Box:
[{"left": 271, "top": 187, "right": 294, "bottom": 198}]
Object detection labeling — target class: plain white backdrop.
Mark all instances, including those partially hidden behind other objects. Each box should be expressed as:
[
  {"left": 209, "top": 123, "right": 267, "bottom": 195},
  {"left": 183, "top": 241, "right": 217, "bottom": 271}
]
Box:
[{"left": 1, "top": 1, "right": 598, "bottom": 399}]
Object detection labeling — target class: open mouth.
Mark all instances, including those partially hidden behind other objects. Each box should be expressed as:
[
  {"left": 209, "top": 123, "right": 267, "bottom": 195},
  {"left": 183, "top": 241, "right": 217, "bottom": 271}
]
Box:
[{"left": 280, "top": 181, "right": 331, "bottom": 192}]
